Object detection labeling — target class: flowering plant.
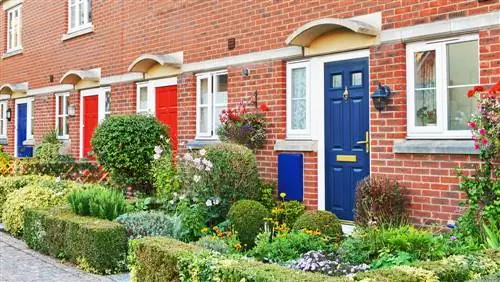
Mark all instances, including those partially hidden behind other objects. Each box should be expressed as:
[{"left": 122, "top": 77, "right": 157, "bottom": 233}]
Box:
[
  {"left": 151, "top": 135, "right": 180, "bottom": 199},
  {"left": 217, "top": 101, "right": 269, "bottom": 150}
]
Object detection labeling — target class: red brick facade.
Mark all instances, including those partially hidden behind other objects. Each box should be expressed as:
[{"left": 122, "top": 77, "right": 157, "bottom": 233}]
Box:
[{"left": 0, "top": 0, "right": 499, "bottom": 225}]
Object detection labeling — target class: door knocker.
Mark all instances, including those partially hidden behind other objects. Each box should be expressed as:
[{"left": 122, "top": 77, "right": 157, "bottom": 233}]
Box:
[{"left": 343, "top": 86, "right": 349, "bottom": 101}]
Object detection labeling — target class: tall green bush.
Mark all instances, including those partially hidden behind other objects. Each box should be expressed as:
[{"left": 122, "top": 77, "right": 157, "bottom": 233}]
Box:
[
  {"left": 67, "top": 186, "right": 128, "bottom": 220},
  {"left": 91, "top": 115, "right": 169, "bottom": 190}
]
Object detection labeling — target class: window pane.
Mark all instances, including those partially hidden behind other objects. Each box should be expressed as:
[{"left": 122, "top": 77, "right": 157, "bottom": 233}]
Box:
[
  {"left": 291, "top": 99, "right": 306, "bottom": 130},
  {"left": 199, "top": 107, "right": 209, "bottom": 133},
  {"left": 105, "top": 91, "right": 111, "bottom": 113},
  {"left": 200, "top": 78, "right": 209, "bottom": 104},
  {"left": 352, "top": 72, "right": 362, "bottom": 86},
  {"left": 332, "top": 74, "right": 342, "bottom": 88},
  {"left": 415, "top": 89, "right": 437, "bottom": 126},
  {"left": 216, "top": 74, "right": 227, "bottom": 92},
  {"left": 448, "top": 87, "right": 476, "bottom": 130},
  {"left": 414, "top": 50, "right": 436, "bottom": 89},
  {"left": 58, "top": 117, "right": 64, "bottom": 136},
  {"left": 214, "top": 91, "right": 227, "bottom": 105},
  {"left": 448, "top": 41, "right": 478, "bottom": 86},
  {"left": 65, "top": 96, "right": 69, "bottom": 115},
  {"left": 65, "top": 116, "right": 70, "bottom": 135},
  {"left": 292, "top": 68, "right": 306, "bottom": 98},
  {"left": 58, "top": 96, "right": 64, "bottom": 115},
  {"left": 139, "top": 87, "right": 148, "bottom": 110},
  {"left": 70, "top": 5, "right": 76, "bottom": 28},
  {"left": 79, "top": 1, "right": 84, "bottom": 25},
  {"left": 214, "top": 106, "right": 225, "bottom": 130},
  {"left": 87, "top": 0, "right": 92, "bottom": 23}
]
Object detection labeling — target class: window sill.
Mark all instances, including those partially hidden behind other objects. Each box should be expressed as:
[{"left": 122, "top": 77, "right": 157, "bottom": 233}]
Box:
[
  {"left": 2, "top": 48, "right": 23, "bottom": 59},
  {"left": 186, "top": 139, "right": 220, "bottom": 150},
  {"left": 0, "top": 137, "right": 7, "bottom": 145},
  {"left": 62, "top": 25, "right": 94, "bottom": 41},
  {"left": 274, "top": 139, "right": 317, "bottom": 152},
  {"left": 393, "top": 139, "right": 478, "bottom": 155}
]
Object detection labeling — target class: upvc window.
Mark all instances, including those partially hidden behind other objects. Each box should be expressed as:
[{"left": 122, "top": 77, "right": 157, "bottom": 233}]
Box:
[
  {"left": 55, "top": 93, "right": 70, "bottom": 139},
  {"left": 406, "top": 35, "right": 479, "bottom": 139},
  {"left": 286, "top": 61, "right": 310, "bottom": 138},
  {"left": 104, "top": 89, "right": 111, "bottom": 118},
  {"left": 6, "top": 4, "right": 22, "bottom": 52},
  {"left": 0, "top": 101, "right": 7, "bottom": 139},
  {"left": 196, "top": 71, "right": 228, "bottom": 138},
  {"left": 136, "top": 83, "right": 151, "bottom": 115},
  {"left": 68, "top": 0, "right": 92, "bottom": 33}
]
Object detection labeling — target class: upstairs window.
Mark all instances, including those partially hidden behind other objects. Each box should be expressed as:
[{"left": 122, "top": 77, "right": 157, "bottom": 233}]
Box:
[
  {"left": 68, "top": 0, "right": 92, "bottom": 33},
  {"left": 196, "top": 71, "right": 228, "bottom": 138},
  {"left": 0, "top": 101, "right": 7, "bottom": 139},
  {"left": 55, "top": 93, "right": 69, "bottom": 139},
  {"left": 406, "top": 35, "right": 479, "bottom": 138},
  {"left": 6, "top": 4, "right": 22, "bottom": 52}
]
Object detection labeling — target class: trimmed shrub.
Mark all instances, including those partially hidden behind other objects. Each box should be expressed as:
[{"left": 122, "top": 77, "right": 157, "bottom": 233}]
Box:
[
  {"left": 293, "top": 210, "right": 343, "bottom": 240},
  {"left": 115, "top": 211, "right": 187, "bottom": 240},
  {"left": 203, "top": 142, "right": 260, "bottom": 215},
  {"left": 2, "top": 184, "right": 63, "bottom": 236},
  {"left": 23, "top": 207, "right": 127, "bottom": 274},
  {"left": 129, "top": 236, "right": 347, "bottom": 282},
  {"left": 354, "top": 266, "right": 439, "bottom": 282},
  {"left": 194, "top": 236, "right": 230, "bottom": 254},
  {"left": 91, "top": 115, "right": 169, "bottom": 190},
  {"left": 0, "top": 175, "right": 41, "bottom": 218},
  {"left": 67, "top": 186, "right": 128, "bottom": 220},
  {"left": 228, "top": 200, "right": 268, "bottom": 247},
  {"left": 355, "top": 176, "right": 407, "bottom": 227}
]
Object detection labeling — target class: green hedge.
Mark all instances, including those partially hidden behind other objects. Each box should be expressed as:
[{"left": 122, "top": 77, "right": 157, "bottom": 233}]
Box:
[
  {"left": 23, "top": 207, "right": 127, "bottom": 274},
  {"left": 355, "top": 250, "right": 500, "bottom": 282},
  {"left": 129, "top": 236, "right": 348, "bottom": 282}
]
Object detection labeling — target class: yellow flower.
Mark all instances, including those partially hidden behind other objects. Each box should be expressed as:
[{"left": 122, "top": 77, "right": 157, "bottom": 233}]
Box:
[
  {"left": 234, "top": 243, "right": 242, "bottom": 249},
  {"left": 279, "top": 192, "right": 287, "bottom": 199},
  {"left": 201, "top": 228, "right": 209, "bottom": 233}
]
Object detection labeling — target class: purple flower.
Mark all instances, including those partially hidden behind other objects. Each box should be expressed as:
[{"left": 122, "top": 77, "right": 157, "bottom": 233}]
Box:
[{"left": 450, "top": 236, "right": 457, "bottom": 241}]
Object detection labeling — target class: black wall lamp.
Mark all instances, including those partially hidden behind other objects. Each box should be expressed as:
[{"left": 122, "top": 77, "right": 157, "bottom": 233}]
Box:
[
  {"left": 371, "top": 83, "right": 391, "bottom": 112},
  {"left": 6, "top": 108, "right": 11, "bottom": 122}
]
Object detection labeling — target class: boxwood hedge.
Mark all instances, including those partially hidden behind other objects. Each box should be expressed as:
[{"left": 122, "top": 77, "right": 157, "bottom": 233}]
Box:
[{"left": 23, "top": 207, "right": 127, "bottom": 274}]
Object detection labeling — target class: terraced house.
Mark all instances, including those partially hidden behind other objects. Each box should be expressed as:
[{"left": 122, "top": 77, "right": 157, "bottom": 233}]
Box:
[{"left": 0, "top": 0, "right": 498, "bottom": 226}]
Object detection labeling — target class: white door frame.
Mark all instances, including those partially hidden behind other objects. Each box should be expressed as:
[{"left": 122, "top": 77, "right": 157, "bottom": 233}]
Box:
[
  {"left": 305, "top": 49, "right": 370, "bottom": 210},
  {"left": 79, "top": 87, "right": 109, "bottom": 159},
  {"left": 14, "top": 97, "right": 34, "bottom": 158},
  {"left": 136, "top": 77, "right": 177, "bottom": 115}
]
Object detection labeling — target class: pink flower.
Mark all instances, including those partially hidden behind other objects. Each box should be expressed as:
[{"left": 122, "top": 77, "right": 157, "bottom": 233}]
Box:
[
  {"left": 467, "top": 121, "right": 477, "bottom": 129},
  {"left": 474, "top": 143, "right": 480, "bottom": 150},
  {"left": 482, "top": 139, "right": 488, "bottom": 145},
  {"left": 479, "top": 128, "right": 486, "bottom": 135}
]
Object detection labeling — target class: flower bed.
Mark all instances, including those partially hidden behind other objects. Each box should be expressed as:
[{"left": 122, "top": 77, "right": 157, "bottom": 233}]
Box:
[{"left": 23, "top": 207, "right": 127, "bottom": 274}]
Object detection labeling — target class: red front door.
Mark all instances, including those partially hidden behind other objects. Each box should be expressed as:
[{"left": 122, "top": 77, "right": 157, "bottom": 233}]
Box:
[
  {"left": 155, "top": 86, "right": 178, "bottom": 152},
  {"left": 83, "top": 95, "right": 99, "bottom": 159}
]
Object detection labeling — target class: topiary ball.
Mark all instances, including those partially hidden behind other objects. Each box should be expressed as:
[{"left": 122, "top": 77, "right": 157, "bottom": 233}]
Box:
[
  {"left": 293, "top": 210, "right": 343, "bottom": 240},
  {"left": 228, "top": 200, "right": 269, "bottom": 248}
]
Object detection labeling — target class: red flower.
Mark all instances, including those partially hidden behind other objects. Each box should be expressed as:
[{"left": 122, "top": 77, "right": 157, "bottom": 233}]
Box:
[
  {"left": 467, "top": 85, "right": 485, "bottom": 98},
  {"left": 259, "top": 103, "right": 270, "bottom": 112},
  {"left": 467, "top": 121, "right": 477, "bottom": 129},
  {"left": 489, "top": 81, "right": 500, "bottom": 94},
  {"left": 467, "top": 89, "right": 475, "bottom": 98}
]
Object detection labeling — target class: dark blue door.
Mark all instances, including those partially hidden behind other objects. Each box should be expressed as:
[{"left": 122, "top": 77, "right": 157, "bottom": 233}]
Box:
[
  {"left": 325, "top": 58, "right": 370, "bottom": 221},
  {"left": 17, "top": 103, "right": 33, "bottom": 158}
]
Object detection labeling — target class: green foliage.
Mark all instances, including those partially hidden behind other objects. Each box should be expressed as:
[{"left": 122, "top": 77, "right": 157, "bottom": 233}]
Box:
[
  {"left": 355, "top": 176, "right": 407, "bottom": 228},
  {"left": 151, "top": 145, "right": 180, "bottom": 200},
  {"left": 67, "top": 186, "right": 128, "bottom": 220},
  {"left": 91, "top": 115, "right": 169, "bottom": 190},
  {"left": 40, "top": 130, "right": 59, "bottom": 144},
  {"left": 115, "top": 211, "right": 187, "bottom": 240},
  {"left": 258, "top": 180, "right": 276, "bottom": 210},
  {"left": 293, "top": 210, "right": 343, "bottom": 240},
  {"left": 13, "top": 159, "right": 102, "bottom": 181},
  {"left": 2, "top": 184, "right": 64, "bottom": 236},
  {"left": 34, "top": 143, "right": 62, "bottom": 161},
  {"left": 129, "top": 236, "right": 345, "bottom": 282},
  {"left": 469, "top": 272, "right": 500, "bottom": 282},
  {"left": 354, "top": 265, "right": 439, "bottom": 282},
  {"left": 176, "top": 201, "right": 209, "bottom": 241},
  {"left": 194, "top": 236, "right": 230, "bottom": 254},
  {"left": 483, "top": 218, "right": 499, "bottom": 249},
  {"left": 370, "top": 251, "right": 415, "bottom": 269},
  {"left": 228, "top": 200, "right": 268, "bottom": 248},
  {"left": 250, "top": 231, "right": 336, "bottom": 263},
  {"left": 23, "top": 207, "right": 127, "bottom": 274},
  {"left": 0, "top": 175, "right": 41, "bottom": 218},
  {"left": 339, "top": 226, "right": 448, "bottom": 265},
  {"left": 272, "top": 199, "right": 306, "bottom": 228}
]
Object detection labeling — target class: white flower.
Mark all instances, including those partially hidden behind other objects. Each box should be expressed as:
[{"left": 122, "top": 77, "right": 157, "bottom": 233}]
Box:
[
  {"left": 213, "top": 198, "right": 220, "bottom": 205},
  {"left": 205, "top": 199, "right": 213, "bottom": 207},
  {"left": 169, "top": 200, "right": 175, "bottom": 205},
  {"left": 199, "top": 149, "right": 206, "bottom": 156},
  {"left": 179, "top": 194, "right": 186, "bottom": 200},
  {"left": 160, "top": 135, "right": 164, "bottom": 139},
  {"left": 154, "top": 146, "right": 163, "bottom": 155},
  {"left": 193, "top": 158, "right": 201, "bottom": 165},
  {"left": 183, "top": 153, "right": 193, "bottom": 161},
  {"left": 193, "top": 175, "right": 201, "bottom": 183},
  {"left": 205, "top": 166, "right": 211, "bottom": 172},
  {"left": 153, "top": 153, "right": 161, "bottom": 160},
  {"left": 55, "top": 176, "right": 61, "bottom": 183}
]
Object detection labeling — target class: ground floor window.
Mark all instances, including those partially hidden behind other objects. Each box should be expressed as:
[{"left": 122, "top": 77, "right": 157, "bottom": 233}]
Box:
[
  {"left": 0, "top": 101, "right": 7, "bottom": 139},
  {"left": 55, "top": 93, "right": 70, "bottom": 139},
  {"left": 196, "top": 71, "right": 228, "bottom": 139}
]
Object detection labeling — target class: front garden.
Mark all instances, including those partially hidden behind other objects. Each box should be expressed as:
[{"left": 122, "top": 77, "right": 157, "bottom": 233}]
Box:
[{"left": 0, "top": 85, "right": 499, "bottom": 281}]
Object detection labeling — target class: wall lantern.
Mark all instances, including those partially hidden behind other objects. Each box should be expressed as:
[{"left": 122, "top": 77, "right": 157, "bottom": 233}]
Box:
[
  {"left": 371, "top": 83, "right": 391, "bottom": 112},
  {"left": 6, "top": 108, "right": 11, "bottom": 122}
]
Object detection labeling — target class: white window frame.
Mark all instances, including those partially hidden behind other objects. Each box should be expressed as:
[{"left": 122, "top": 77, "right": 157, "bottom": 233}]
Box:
[
  {"left": 406, "top": 34, "right": 479, "bottom": 139},
  {"left": 55, "top": 93, "right": 70, "bottom": 139},
  {"left": 286, "top": 61, "right": 311, "bottom": 139},
  {"left": 67, "top": 0, "right": 92, "bottom": 34},
  {"left": 136, "top": 82, "right": 153, "bottom": 115},
  {"left": 0, "top": 101, "right": 8, "bottom": 139},
  {"left": 6, "top": 4, "right": 22, "bottom": 53},
  {"left": 195, "top": 70, "right": 228, "bottom": 139}
]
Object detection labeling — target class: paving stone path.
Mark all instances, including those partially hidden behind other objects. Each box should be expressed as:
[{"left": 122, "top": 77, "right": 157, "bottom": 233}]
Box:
[{"left": 0, "top": 231, "right": 129, "bottom": 282}]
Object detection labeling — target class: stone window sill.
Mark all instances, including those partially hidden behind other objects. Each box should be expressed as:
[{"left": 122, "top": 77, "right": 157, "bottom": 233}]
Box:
[
  {"left": 274, "top": 139, "right": 317, "bottom": 152},
  {"left": 186, "top": 139, "right": 220, "bottom": 150},
  {"left": 2, "top": 48, "right": 23, "bottom": 60},
  {"left": 62, "top": 25, "right": 94, "bottom": 41},
  {"left": 393, "top": 139, "right": 478, "bottom": 155}
]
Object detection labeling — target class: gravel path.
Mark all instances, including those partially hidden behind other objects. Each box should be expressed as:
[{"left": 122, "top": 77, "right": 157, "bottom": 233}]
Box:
[{"left": 0, "top": 230, "right": 129, "bottom": 282}]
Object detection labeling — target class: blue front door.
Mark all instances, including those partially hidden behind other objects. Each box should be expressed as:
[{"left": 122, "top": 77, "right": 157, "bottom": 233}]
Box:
[
  {"left": 17, "top": 103, "right": 33, "bottom": 158},
  {"left": 325, "top": 58, "right": 370, "bottom": 221}
]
